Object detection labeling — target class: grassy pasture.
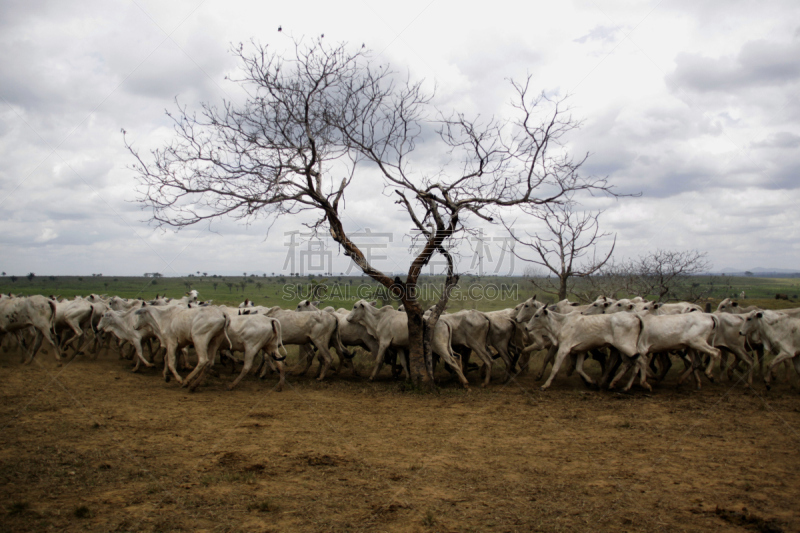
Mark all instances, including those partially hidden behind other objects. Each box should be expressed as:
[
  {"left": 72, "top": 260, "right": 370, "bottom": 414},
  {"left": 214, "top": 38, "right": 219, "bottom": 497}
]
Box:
[{"left": 1, "top": 274, "right": 799, "bottom": 312}]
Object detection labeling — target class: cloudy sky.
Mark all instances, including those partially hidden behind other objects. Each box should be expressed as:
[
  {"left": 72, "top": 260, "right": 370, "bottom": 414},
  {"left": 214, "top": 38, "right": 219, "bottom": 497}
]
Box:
[{"left": 1, "top": 0, "right": 799, "bottom": 277}]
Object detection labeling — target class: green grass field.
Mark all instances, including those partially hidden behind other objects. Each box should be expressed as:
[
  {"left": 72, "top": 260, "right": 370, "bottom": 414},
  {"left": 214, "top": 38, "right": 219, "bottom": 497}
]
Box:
[{"left": 1, "top": 273, "right": 799, "bottom": 311}]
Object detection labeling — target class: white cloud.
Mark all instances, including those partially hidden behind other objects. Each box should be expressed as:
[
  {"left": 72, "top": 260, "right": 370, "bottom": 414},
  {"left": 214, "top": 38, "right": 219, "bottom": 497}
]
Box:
[{"left": 0, "top": 0, "right": 799, "bottom": 277}]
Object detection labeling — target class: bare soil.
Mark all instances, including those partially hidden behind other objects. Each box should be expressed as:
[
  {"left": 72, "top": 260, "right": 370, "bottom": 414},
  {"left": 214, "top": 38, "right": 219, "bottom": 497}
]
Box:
[{"left": 1, "top": 346, "right": 799, "bottom": 532}]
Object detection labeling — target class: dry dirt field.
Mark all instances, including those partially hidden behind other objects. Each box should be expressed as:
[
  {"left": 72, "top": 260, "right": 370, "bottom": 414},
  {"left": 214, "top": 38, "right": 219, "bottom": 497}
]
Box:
[{"left": 1, "top": 345, "right": 799, "bottom": 533}]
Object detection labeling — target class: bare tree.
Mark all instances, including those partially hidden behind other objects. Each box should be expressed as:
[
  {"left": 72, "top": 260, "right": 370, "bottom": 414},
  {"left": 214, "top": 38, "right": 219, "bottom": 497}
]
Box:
[
  {"left": 127, "top": 39, "right": 608, "bottom": 386},
  {"left": 511, "top": 201, "right": 615, "bottom": 301},
  {"left": 629, "top": 249, "right": 711, "bottom": 301},
  {"left": 587, "top": 249, "right": 711, "bottom": 302}
]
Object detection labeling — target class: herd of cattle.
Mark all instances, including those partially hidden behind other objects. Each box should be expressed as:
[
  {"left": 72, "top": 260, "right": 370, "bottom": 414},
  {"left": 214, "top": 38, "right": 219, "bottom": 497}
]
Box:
[{"left": 1, "top": 290, "right": 799, "bottom": 393}]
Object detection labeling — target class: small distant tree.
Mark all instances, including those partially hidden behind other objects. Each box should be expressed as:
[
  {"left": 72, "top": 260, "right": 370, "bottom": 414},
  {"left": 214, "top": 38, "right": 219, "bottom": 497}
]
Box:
[
  {"left": 239, "top": 280, "right": 247, "bottom": 292},
  {"left": 592, "top": 249, "right": 711, "bottom": 302},
  {"left": 256, "top": 281, "right": 263, "bottom": 292},
  {"left": 1, "top": 272, "right": 5, "bottom": 276},
  {"left": 226, "top": 282, "right": 234, "bottom": 293},
  {"left": 27, "top": 272, "right": 35, "bottom": 282},
  {"left": 744, "top": 271, "right": 754, "bottom": 277},
  {"left": 10, "top": 276, "right": 18, "bottom": 283},
  {"left": 511, "top": 201, "right": 615, "bottom": 301},
  {"left": 213, "top": 282, "right": 219, "bottom": 291}
]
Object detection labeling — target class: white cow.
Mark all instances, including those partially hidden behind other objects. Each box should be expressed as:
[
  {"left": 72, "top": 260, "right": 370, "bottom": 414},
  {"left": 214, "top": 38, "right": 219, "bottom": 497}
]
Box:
[
  {"left": 622, "top": 312, "right": 721, "bottom": 390},
  {"left": 716, "top": 298, "right": 760, "bottom": 314},
  {"left": 433, "top": 309, "right": 496, "bottom": 386},
  {"left": 0, "top": 295, "right": 60, "bottom": 363},
  {"left": 548, "top": 299, "right": 589, "bottom": 314},
  {"left": 295, "top": 300, "right": 376, "bottom": 375},
  {"left": 264, "top": 307, "right": 351, "bottom": 381},
  {"left": 640, "top": 301, "right": 702, "bottom": 315},
  {"left": 97, "top": 308, "right": 158, "bottom": 372},
  {"left": 346, "top": 300, "right": 469, "bottom": 387},
  {"left": 53, "top": 297, "right": 94, "bottom": 355},
  {"left": 134, "top": 304, "right": 230, "bottom": 390},
  {"left": 739, "top": 310, "right": 800, "bottom": 389},
  {"left": 108, "top": 297, "right": 144, "bottom": 312},
  {"left": 526, "top": 308, "right": 645, "bottom": 391},
  {"left": 709, "top": 312, "right": 755, "bottom": 385},
  {"left": 483, "top": 308, "right": 525, "bottom": 379},
  {"left": 221, "top": 311, "right": 285, "bottom": 391}
]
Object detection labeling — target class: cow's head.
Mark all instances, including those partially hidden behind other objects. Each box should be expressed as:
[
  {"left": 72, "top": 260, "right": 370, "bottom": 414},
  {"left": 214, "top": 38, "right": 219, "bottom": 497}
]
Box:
[
  {"left": 346, "top": 299, "right": 371, "bottom": 324},
  {"left": 582, "top": 298, "right": 612, "bottom": 315},
  {"left": 97, "top": 311, "right": 115, "bottom": 332},
  {"left": 514, "top": 297, "right": 543, "bottom": 323},
  {"left": 739, "top": 310, "right": 763, "bottom": 337}
]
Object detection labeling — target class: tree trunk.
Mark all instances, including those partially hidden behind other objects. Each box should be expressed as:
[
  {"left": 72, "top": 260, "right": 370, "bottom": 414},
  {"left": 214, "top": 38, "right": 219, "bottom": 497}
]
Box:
[
  {"left": 558, "top": 276, "right": 568, "bottom": 301},
  {"left": 405, "top": 306, "right": 434, "bottom": 388}
]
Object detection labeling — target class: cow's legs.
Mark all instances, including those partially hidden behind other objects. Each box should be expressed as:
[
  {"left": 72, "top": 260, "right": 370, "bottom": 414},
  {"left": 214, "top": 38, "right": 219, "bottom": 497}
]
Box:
[
  {"left": 131, "top": 337, "right": 154, "bottom": 372},
  {"left": 163, "top": 344, "right": 184, "bottom": 384},
  {"left": 573, "top": 352, "right": 597, "bottom": 387},
  {"left": 540, "top": 348, "right": 573, "bottom": 391},
  {"left": 271, "top": 358, "right": 285, "bottom": 391},
  {"left": 294, "top": 343, "right": 315, "bottom": 375},
  {"left": 23, "top": 331, "right": 44, "bottom": 365},
  {"left": 724, "top": 345, "right": 754, "bottom": 386},
  {"left": 535, "top": 345, "right": 558, "bottom": 381},
  {"left": 468, "top": 345, "right": 495, "bottom": 387},
  {"left": 516, "top": 348, "right": 531, "bottom": 376},
  {"left": 654, "top": 352, "right": 673, "bottom": 382},
  {"left": 490, "top": 342, "right": 515, "bottom": 383},
  {"left": 599, "top": 349, "right": 621, "bottom": 388},
  {"left": 229, "top": 347, "right": 257, "bottom": 391},
  {"left": 392, "top": 349, "right": 410, "bottom": 380},
  {"left": 676, "top": 351, "right": 697, "bottom": 387},
  {"left": 608, "top": 354, "right": 638, "bottom": 390},
  {"left": 311, "top": 339, "right": 333, "bottom": 381},
  {"left": 369, "top": 342, "right": 392, "bottom": 381},
  {"left": 186, "top": 337, "right": 216, "bottom": 391},
  {"left": 620, "top": 356, "right": 652, "bottom": 392},
  {"left": 434, "top": 346, "right": 470, "bottom": 389},
  {"left": 59, "top": 321, "right": 84, "bottom": 356},
  {"left": 765, "top": 352, "right": 795, "bottom": 390}
]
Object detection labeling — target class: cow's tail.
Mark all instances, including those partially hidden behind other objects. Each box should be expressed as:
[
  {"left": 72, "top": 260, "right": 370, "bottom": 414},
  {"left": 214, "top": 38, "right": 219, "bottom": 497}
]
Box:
[
  {"left": 633, "top": 312, "right": 646, "bottom": 357},
  {"left": 90, "top": 304, "right": 101, "bottom": 334},
  {"left": 333, "top": 319, "right": 354, "bottom": 359},
  {"left": 444, "top": 321, "right": 456, "bottom": 359},
  {"left": 709, "top": 313, "right": 719, "bottom": 347},
  {"left": 47, "top": 298, "right": 58, "bottom": 337},
  {"left": 272, "top": 319, "right": 287, "bottom": 361},
  {"left": 223, "top": 312, "right": 233, "bottom": 350}
]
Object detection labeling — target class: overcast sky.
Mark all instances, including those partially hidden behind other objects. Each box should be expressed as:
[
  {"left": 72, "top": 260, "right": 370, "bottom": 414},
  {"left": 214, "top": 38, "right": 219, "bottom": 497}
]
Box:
[{"left": 1, "top": 0, "right": 799, "bottom": 277}]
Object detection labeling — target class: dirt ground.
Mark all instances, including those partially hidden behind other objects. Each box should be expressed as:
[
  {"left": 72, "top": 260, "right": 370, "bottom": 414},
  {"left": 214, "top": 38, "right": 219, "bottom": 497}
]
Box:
[{"left": 1, "top": 345, "right": 799, "bottom": 533}]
